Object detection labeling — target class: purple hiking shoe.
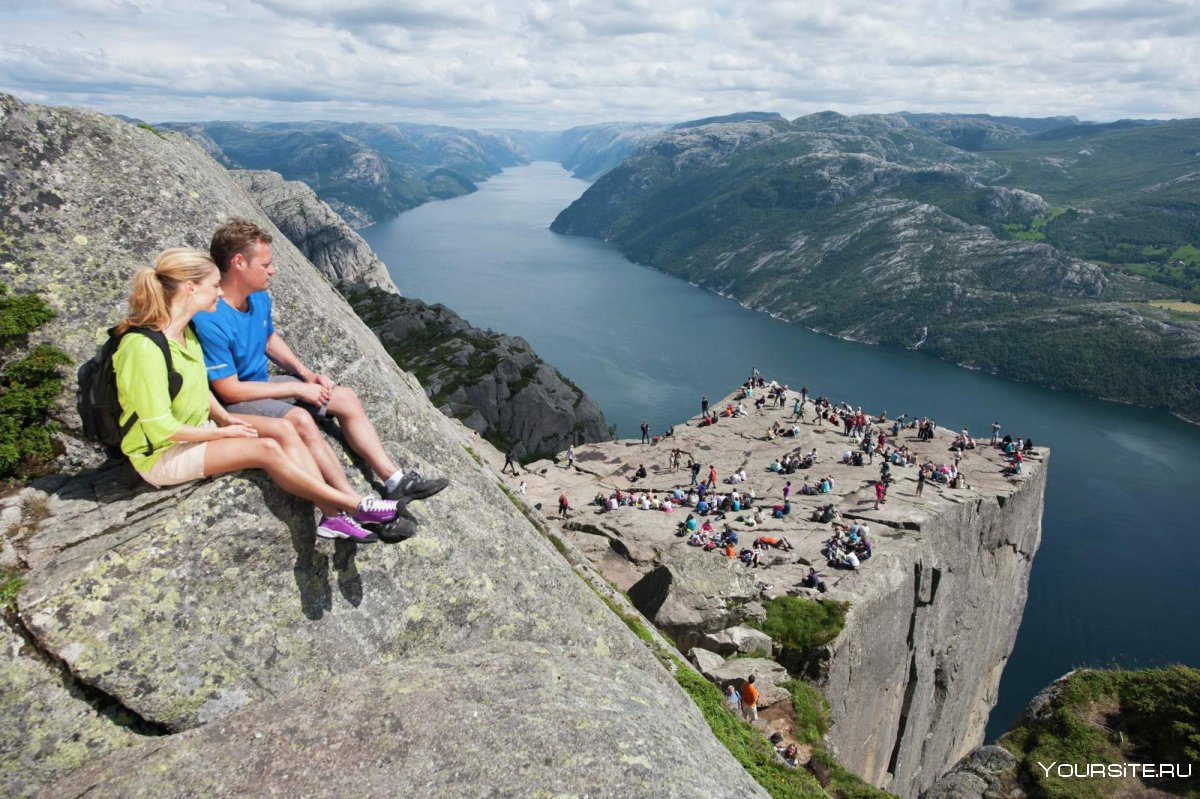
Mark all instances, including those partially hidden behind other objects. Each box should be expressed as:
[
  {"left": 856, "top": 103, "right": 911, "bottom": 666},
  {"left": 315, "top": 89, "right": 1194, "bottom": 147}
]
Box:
[
  {"left": 317, "top": 513, "right": 379, "bottom": 543},
  {"left": 353, "top": 498, "right": 400, "bottom": 526}
]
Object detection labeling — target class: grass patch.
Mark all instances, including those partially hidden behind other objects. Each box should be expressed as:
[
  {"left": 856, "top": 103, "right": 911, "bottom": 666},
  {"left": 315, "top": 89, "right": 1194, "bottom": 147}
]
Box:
[
  {"left": 1148, "top": 300, "right": 1200, "bottom": 314},
  {"left": 137, "top": 122, "right": 166, "bottom": 139},
  {"left": 750, "top": 596, "right": 848, "bottom": 652},
  {"left": 785, "top": 680, "right": 830, "bottom": 745},
  {"left": 999, "top": 666, "right": 1200, "bottom": 798},
  {"left": 463, "top": 445, "right": 484, "bottom": 466},
  {"left": 0, "top": 570, "right": 22, "bottom": 611}
]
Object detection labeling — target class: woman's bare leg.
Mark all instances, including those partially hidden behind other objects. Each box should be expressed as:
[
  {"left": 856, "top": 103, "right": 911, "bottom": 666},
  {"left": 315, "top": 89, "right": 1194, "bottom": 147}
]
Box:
[
  {"left": 232, "top": 414, "right": 326, "bottom": 483},
  {"left": 203, "top": 437, "right": 360, "bottom": 515}
]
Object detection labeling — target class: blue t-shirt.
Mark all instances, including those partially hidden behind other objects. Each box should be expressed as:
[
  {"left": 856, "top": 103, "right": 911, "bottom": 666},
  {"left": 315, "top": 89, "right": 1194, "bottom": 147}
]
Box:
[{"left": 192, "top": 292, "right": 274, "bottom": 383}]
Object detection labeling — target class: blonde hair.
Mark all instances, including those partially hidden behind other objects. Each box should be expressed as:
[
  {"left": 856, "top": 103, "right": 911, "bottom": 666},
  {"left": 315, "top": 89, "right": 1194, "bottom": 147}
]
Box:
[{"left": 115, "top": 248, "right": 216, "bottom": 335}]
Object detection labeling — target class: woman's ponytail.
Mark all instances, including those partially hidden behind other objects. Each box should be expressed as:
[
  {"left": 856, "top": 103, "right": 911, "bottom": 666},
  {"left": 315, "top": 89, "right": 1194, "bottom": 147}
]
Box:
[
  {"left": 115, "top": 267, "right": 170, "bottom": 334},
  {"left": 115, "top": 248, "right": 216, "bottom": 335}
]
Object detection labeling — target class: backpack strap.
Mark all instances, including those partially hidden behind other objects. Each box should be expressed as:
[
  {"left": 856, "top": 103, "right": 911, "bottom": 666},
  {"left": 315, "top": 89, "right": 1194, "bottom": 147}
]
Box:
[{"left": 125, "top": 326, "right": 184, "bottom": 456}]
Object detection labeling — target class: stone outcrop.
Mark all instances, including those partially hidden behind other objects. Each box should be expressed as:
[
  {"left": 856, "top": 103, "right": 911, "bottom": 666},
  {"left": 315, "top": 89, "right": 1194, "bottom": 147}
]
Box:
[
  {"left": 0, "top": 621, "right": 139, "bottom": 798},
  {"left": 627, "top": 552, "right": 762, "bottom": 653},
  {"left": 232, "top": 169, "right": 396, "bottom": 291},
  {"left": 341, "top": 283, "right": 612, "bottom": 460},
  {"left": 0, "top": 93, "right": 767, "bottom": 798},
  {"left": 919, "top": 745, "right": 1021, "bottom": 799},
  {"left": 706, "top": 657, "right": 792, "bottom": 708},
  {"left": 698, "top": 625, "right": 775, "bottom": 658},
  {"left": 518, "top": 390, "right": 1047, "bottom": 798}
]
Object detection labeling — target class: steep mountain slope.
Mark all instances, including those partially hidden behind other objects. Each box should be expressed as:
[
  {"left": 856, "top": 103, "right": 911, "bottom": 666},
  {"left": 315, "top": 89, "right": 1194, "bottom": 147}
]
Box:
[
  {"left": 0, "top": 93, "right": 764, "bottom": 798},
  {"left": 161, "top": 120, "right": 528, "bottom": 227},
  {"left": 551, "top": 113, "right": 1200, "bottom": 421}
]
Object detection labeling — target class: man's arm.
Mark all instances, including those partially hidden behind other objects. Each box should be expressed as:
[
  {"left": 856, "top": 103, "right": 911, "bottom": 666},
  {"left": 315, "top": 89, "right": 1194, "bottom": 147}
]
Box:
[{"left": 209, "top": 371, "right": 326, "bottom": 406}]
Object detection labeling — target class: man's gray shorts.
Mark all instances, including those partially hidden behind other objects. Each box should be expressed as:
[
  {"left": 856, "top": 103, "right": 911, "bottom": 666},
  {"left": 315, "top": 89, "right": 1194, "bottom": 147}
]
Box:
[{"left": 224, "top": 375, "right": 321, "bottom": 419}]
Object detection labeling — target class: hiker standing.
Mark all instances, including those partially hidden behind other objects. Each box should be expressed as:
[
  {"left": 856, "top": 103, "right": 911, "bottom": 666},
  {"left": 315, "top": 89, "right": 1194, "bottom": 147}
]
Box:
[
  {"left": 640, "top": 419, "right": 650, "bottom": 444},
  {"left": 503, "top": 448, "right": 519, "bottom": 475}
]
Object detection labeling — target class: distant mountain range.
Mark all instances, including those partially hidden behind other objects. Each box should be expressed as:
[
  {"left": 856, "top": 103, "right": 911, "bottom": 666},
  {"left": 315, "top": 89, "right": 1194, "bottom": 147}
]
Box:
[
  {"left": 551, "top": 111, "right": 1200, "bottom": 421},
  {"left": 161, "top": 110, "right": 1200, "bottom": 419},
  {"left": 160, "top": 120, "right": 530, "bottom": 227}
]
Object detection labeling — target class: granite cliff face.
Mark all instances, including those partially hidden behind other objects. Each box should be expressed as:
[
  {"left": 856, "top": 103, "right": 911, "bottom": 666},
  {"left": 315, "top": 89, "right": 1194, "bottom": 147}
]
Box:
[
  {"left": 232, "top": 170, "right": 613, "bottom": 460},
  {"left": 0, "top": 94, "right": 766, "bottom": 798},
  {"left": 820, "top": 457, "right": 1046, "bottom": 797}
]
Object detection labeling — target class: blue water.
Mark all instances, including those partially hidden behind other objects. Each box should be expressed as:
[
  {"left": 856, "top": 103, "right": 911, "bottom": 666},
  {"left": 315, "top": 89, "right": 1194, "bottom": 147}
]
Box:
[{"left": 362, "top": 162, "right": 1200, "bottom": 740}]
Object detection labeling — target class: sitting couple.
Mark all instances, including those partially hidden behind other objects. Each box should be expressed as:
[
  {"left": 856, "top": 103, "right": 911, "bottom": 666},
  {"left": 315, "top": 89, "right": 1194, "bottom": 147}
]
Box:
[{"left": 112, "top": 220, "right": 447, "bottom": 544}]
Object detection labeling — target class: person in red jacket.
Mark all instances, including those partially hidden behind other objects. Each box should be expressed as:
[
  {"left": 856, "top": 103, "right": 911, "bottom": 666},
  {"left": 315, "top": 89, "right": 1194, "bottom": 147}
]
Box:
[{"left": 739, "top": 675, "right": 759, "bottom": 721}]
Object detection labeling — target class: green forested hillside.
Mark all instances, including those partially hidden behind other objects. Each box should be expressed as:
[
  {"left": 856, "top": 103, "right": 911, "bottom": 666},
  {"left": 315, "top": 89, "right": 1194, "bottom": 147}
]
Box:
[
  {"left": 161, "top": 120, "right": 528, "bottom": 226},
  {"left": 551, "top": 113, "right": 1200, "bottom": 420}
]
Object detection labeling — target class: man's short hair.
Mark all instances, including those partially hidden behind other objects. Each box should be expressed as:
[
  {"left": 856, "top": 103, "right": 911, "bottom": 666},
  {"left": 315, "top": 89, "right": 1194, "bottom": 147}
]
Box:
[{"left": 210, "top": 218, "right": 273, "bottom": 273}]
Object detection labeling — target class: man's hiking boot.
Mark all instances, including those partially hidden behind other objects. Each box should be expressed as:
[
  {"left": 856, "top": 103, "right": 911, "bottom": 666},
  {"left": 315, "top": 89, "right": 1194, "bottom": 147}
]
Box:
[
  {"left": 386, "top": 471, "right": 449, "bottom": 503},
  {"left": 317, "top": 513, "right": 378, "bottom": 543},
  {"left": 376, "top": 514, "right": 418, "bottom": 544},
  {"left": 353, "top": 497, "right": 400, "bottom": 525}
]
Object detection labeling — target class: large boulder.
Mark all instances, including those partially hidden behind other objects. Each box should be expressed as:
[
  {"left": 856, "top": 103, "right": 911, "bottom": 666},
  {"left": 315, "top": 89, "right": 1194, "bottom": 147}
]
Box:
[
  {"left": 698, "top": 625, "right": 775, "bottom": 658},
  {"left": 0, "top": 93, "right": 767, "bottom": 797},
  {"left": 920, "top": 745, "right": 1021, "bottom": 799},
  {"left": 627, "top": 552, "right": 760, "bottom": 653}
]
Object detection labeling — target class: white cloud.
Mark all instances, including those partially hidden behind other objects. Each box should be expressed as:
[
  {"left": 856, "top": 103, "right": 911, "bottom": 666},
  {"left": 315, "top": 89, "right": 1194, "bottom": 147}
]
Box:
[{"left": 0, "top": 0, "right": 1195, "bottom": 127}]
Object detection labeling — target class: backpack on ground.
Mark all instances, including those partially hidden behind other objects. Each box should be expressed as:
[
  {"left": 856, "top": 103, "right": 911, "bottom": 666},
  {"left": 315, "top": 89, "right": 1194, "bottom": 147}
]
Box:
[{"left": 77, "top": 326, "right": 182, "bottom": 457}]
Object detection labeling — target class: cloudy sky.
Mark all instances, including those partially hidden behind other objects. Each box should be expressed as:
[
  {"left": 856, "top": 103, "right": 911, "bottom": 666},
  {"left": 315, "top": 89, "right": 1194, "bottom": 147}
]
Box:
[{"left": 0, "top": 0, "right": 1196, "bottom": 129}]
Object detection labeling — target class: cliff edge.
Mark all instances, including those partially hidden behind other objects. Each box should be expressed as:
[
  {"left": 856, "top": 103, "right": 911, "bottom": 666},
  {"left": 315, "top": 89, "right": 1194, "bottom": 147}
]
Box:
[{"left": 516, "top": 389, "right": 1046, "bottom": 798}]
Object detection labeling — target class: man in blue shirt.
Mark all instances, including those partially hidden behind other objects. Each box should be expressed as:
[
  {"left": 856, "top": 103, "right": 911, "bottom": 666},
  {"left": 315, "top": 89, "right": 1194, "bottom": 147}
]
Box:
[{"left": 194, "top": 219, "right": 447, "bottom": 521}]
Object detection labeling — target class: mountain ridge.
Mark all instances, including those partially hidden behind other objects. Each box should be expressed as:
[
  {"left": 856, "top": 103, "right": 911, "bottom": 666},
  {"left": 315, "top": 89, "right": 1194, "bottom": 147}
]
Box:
[{"left": 550, "top": 112, "right": 1200, "bottom": 421}]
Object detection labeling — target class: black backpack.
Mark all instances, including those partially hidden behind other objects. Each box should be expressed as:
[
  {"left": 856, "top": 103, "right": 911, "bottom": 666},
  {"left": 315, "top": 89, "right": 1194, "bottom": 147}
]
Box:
[{"left": 77, "top": 326, "right": 183, "bottom": 457}]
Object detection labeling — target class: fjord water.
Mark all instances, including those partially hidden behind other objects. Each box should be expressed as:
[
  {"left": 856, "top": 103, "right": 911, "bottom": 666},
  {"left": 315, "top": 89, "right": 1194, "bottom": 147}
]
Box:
[{"left": 362, "top": 162, "right": 1200, "bottom": 740}]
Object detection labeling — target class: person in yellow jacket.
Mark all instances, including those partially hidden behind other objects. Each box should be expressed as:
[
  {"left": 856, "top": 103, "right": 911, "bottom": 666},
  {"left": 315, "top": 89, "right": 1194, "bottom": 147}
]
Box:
[{"left": 113, "top": 248, "right": 401, "bottom": 542}]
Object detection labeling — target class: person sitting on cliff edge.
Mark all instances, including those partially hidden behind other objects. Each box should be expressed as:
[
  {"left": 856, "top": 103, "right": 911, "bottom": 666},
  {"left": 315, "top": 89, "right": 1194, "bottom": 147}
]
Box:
[{"left": 192, "top": 219, "right": 448, "bottom": 520}]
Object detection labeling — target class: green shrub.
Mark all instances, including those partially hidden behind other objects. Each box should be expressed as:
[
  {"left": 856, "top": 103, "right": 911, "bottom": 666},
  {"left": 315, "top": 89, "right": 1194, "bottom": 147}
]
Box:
[
  {"left": 750, "top": 596, "right": 849, "bottom": 652},
  {"left": 0, "top": 287, "right": 71, "bottom": 479},
  {"left": 1000, "top": 666, "right": 1200, "bottom": 798}
]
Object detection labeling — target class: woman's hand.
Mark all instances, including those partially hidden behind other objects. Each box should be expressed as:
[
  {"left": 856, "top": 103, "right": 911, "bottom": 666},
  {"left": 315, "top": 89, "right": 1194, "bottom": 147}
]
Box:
[{"left": 217, "top": 420, "right": 258, "bottom": 439}]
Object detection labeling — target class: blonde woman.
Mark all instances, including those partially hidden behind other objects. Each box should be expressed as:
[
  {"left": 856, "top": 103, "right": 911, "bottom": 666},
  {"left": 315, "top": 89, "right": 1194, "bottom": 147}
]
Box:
[{"left": 113, "top": 248, "right": 404, "bottom": 542}]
